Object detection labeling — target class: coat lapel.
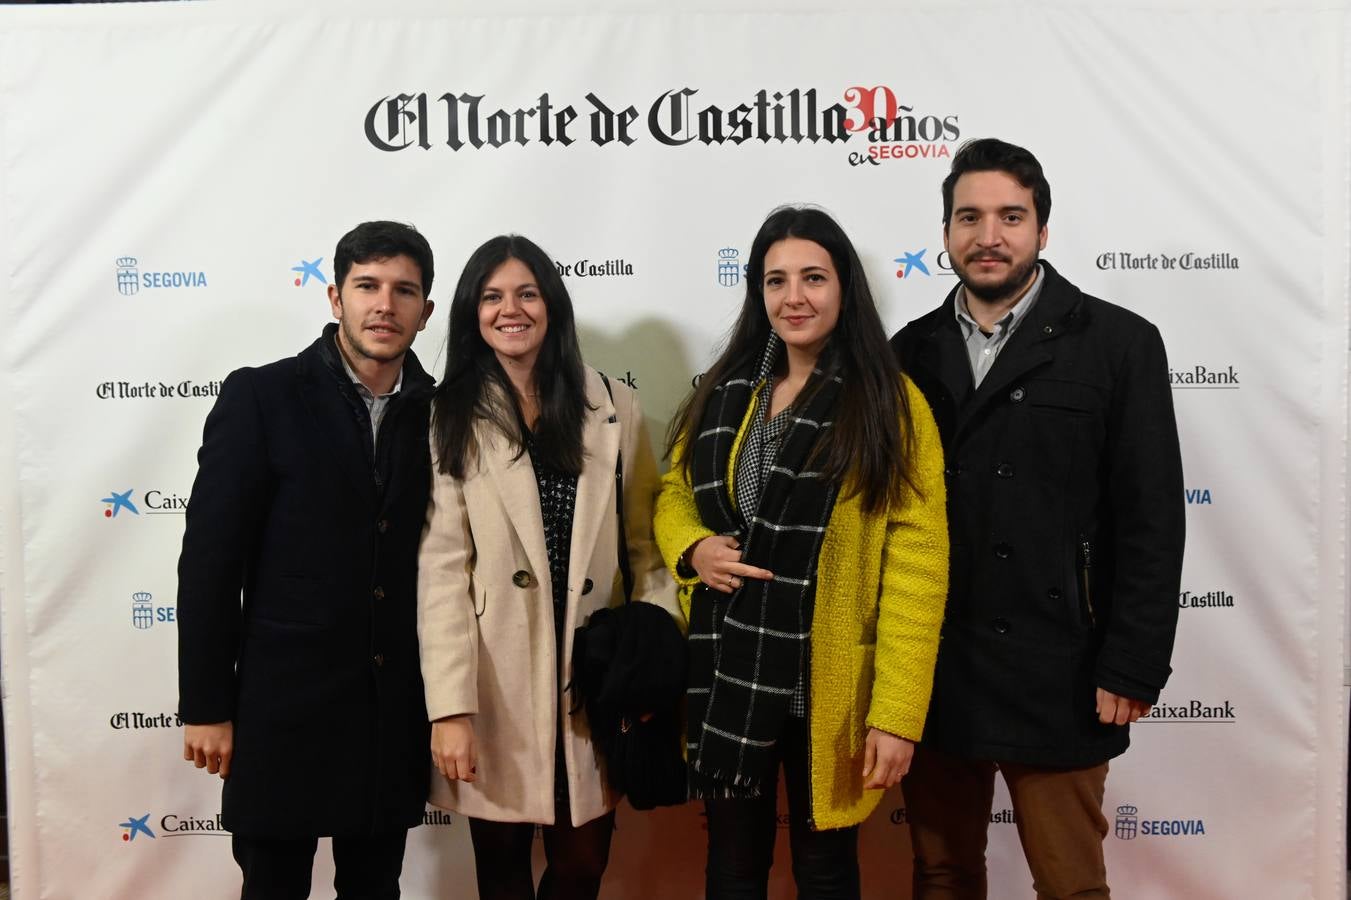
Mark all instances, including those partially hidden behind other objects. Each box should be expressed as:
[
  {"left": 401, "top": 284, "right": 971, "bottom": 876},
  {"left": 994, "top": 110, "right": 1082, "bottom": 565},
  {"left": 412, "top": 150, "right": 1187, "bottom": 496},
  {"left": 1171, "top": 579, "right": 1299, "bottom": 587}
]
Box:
[
  {"left": 954, "top": 263, "right": 1080, "bottom": 438},
  {"left": 567, "top": 370, "right": 621, "bottom": 599},
  {"left": 296, "top": 343, "right": 377, "bottom": 508},
  {"left": 482, "top": 424, "right": 551, "bottom": 590}
]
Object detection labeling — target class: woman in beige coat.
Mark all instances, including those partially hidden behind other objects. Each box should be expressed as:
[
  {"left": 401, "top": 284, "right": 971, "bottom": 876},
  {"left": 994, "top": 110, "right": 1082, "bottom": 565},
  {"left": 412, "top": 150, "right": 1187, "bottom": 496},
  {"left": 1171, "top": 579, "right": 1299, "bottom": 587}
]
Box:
[{"left": 417, "top": 234, "right": 675, "bottom": 900}]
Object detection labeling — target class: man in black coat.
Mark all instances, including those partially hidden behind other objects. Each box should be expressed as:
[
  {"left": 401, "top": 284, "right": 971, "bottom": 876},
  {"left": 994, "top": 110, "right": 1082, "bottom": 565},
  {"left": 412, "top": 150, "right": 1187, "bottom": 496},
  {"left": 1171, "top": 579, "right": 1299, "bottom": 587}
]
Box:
[
  {"left": 178, "top": 221, "right": 438, "bottom": 899},
  {"left": 892, "top": 139, "right": 1184, "bottom": 899}
]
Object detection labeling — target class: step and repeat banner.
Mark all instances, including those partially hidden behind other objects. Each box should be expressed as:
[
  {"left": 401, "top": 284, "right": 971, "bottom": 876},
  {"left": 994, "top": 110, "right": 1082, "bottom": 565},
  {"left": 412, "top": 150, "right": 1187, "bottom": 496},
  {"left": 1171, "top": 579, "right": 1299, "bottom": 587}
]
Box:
[{"left": 0, "top": 1, "right": 1347, "bottom": 897}]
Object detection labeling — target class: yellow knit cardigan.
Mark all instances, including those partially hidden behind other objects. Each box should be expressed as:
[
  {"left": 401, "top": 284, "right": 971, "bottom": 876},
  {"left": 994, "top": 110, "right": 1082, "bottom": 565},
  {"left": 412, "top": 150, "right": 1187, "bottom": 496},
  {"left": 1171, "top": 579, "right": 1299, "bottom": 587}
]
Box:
[{"left": 653, "top": 376, "right": 949, "bottom": 830}]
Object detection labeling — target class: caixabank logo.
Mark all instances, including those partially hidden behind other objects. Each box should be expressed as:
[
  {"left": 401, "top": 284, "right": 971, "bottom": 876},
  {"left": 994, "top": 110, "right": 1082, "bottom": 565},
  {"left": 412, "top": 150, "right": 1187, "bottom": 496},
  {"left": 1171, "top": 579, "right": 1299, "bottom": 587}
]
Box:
[
  {"left": 1139, "top": 698, "right": 1237, "bottom": 724},
  {"left": 160, "top": 813, "right": 229, "bottom": 836},
  {"left": 291, "top": 257, "right": 328, "bottom": 288},
  {"left": 120, "top": 813, "right": 228, "bottom": 841},
  {"left": 114, "top": 256, "right": 209, "bottom": 296},
  {"left": 1114, "top": 804, "right": 1207, "bottom": 840},
  {"left": 894, "top": 248, "right": 956, "bottom": 281},
  {"left": 364, "top": 85, "right": 960, "bottom": 169},
  {"left": 1170, "top": 364, "right": 1240, "bottom": 389},
  {"left": 100, "top": 488, "right": 189, "bottom": 518}
]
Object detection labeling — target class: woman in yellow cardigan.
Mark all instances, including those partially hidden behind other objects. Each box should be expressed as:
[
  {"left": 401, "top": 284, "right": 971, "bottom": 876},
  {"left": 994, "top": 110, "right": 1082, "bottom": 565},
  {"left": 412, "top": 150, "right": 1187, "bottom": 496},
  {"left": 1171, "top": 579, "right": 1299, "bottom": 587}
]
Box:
[{"left": 654, "top": 205, "right": 948, "bottom": 897}]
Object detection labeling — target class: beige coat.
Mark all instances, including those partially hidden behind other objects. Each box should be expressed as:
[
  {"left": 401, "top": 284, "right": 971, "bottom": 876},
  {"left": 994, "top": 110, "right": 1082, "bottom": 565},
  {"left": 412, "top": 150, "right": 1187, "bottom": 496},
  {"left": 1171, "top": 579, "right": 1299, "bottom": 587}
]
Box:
[{"left": 417, "top": 367, "right": 677, "bottom": 826}]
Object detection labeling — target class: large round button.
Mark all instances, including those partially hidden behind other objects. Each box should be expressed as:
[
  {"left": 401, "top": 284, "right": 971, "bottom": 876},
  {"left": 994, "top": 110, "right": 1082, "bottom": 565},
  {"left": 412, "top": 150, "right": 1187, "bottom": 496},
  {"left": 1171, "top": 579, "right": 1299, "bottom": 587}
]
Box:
[
  {"left": 1047, "top": 587, "right": 1062, "bottom": 601},
  {"left": 372, "top": 586, "right": 385, "bottom": 600},
  {"left": 993, "top": 543, "right": 1013, "bottom": 559},
  {"left": 376, "top": 519, "right": 389, "bottom": 534},
  {"left": 992, "top": 618, "right": 1011, "bottom": 634},
  {"left": 373, "top": 653, "right": 385, "bottom": 667},
  {"left": 512, "top": 570, "right": 533, "bottom": 589},
  {"left": 995, "top": 463, "right": 1014, "bottom": 478},
  {"left": 1010, "top": 387, "right": 1026, "bottom": 402},
  {"left": 581, "top": 578, "right": 594, "bottom": 595}
]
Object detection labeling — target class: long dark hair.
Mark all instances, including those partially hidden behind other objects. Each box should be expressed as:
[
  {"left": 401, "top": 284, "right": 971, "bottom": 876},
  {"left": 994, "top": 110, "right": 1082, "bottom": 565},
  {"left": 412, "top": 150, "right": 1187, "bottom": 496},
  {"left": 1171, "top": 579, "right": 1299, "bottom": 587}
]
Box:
[
  {"left": 432, "top": 235, "right": 588, "bottom": 478},
  {"left": 665, "top": 206, "right": 916, "bottom": 513}
]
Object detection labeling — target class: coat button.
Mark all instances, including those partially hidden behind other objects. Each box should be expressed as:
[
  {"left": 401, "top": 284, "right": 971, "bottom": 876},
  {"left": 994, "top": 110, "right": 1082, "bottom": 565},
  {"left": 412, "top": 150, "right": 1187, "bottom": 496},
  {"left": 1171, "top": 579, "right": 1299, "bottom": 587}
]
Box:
[
  {"left": 1047, "top": 587, "right": 1062, "bottom": 601},
  {"left": 582, "top": 578, "right": 594, "bottom": 595},
  {"left": 992, "top": 617, "right": 1011, "bottom": 634},
  {"left": 373, "top": 653, "right": 385, "bottom": 667},
  {"left": 993, "top": 543, "right": 1013, "bottom": 559},
  {"left": 376, "top": 519, "right": 389, "bottom": 534},
  {"left": 995, "top": 462, "right": 1014, "bottom": 478},
  {"left": 1009, "top": 387, "right": 1026, "bottom": 402},
  {"left": 1042, "top": 325, "right": 1054, "bottom": 335},
  {"left": 372, "top": 586, "right": 385, "bottom": 600},
  {"left": 512, "top": 570, "right": 533, "bottom": 589}
]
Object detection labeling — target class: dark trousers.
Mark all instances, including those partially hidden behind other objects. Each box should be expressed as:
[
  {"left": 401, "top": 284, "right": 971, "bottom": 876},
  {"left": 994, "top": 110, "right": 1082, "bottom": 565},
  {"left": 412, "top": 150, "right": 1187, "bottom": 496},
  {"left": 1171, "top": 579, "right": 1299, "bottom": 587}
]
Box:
[
  {"left": 903, "top": 743, "right": 1110, "bottom": 899},
  {"left": 231, "top": 830, "right": 409, "bottom": 900},
  {"left": 468, "top": 810, "right": 616, "bottom": 900},
  {"left": 704, "top": 715, "right": 860, "bottom": 900}
]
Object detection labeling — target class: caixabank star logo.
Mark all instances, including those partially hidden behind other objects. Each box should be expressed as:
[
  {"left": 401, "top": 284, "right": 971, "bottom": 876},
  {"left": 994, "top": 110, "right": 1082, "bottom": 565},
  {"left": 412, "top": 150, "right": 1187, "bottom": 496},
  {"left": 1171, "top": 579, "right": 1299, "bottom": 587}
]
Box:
[
  {"left": 100, "top": 488, "right": 189, "bottom": 518},
  {"left": 118, "top": 814, "right": 155, "bottom": 843}
]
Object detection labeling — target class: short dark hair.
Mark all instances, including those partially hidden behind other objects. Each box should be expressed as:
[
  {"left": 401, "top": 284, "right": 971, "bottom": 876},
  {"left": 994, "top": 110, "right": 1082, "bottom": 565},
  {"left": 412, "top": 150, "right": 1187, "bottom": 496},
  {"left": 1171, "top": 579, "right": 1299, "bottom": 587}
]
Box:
[
  {"left": 941, "top": 138, "right": 1051, "bottom": 229},
  {"left": 333, "top": 221, "right": 435, "bottom": 297}
]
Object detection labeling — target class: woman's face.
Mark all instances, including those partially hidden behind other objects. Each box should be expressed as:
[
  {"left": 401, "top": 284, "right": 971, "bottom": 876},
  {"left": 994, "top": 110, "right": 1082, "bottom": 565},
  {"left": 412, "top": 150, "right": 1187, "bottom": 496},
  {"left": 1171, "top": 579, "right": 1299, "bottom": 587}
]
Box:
[
  {"left": 478, "top": 257, "right": 549, "bottom": 372},
  {"left": 762, "top": 237, "right": 842, "bottom": 361}
]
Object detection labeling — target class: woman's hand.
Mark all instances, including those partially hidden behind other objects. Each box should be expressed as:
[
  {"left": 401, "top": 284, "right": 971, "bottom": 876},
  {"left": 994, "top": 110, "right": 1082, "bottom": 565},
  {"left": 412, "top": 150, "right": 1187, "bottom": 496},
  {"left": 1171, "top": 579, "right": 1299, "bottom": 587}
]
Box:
[
  {"left": 431, "top": 716, "right": 478, "bottom": 783},
  {"left": 862, "top": 728, "right": 914, "bottom": 790},
  {"left": 688, "top": 535, "right": 774, "bottom": 594}
]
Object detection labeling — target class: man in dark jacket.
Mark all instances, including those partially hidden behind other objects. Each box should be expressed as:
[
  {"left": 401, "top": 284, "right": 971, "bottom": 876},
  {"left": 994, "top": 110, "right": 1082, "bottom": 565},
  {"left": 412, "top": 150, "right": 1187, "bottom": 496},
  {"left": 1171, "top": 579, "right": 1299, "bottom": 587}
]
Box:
[
  {"left": 892, "top": 139, "right": 1184, "bottom": 898},
  {"left": 177, "top": 221, "right": 437, "bottom": 899}
]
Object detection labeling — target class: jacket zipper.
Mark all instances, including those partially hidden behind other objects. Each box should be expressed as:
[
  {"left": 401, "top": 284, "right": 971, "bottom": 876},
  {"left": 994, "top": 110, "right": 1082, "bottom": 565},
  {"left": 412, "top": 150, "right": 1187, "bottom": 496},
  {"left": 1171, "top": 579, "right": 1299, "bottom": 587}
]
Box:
[{"left": 1079, "top": 538, "right": 1097, "bottom": 628}]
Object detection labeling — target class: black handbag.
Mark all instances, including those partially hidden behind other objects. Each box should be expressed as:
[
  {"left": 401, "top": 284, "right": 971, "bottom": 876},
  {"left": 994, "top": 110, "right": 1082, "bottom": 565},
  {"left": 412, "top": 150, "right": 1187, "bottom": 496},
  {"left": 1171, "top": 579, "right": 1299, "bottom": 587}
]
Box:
[{"left": 569, "top": 374, "right": 688, "bottom": 810}]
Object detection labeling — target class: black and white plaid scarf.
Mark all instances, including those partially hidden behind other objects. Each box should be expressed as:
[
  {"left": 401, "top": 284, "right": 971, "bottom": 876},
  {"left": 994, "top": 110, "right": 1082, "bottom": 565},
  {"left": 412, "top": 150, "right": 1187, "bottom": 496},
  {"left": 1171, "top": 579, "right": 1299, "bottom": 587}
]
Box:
[{"left": 686, "top": 334, "right": 841, "bottom": 798}]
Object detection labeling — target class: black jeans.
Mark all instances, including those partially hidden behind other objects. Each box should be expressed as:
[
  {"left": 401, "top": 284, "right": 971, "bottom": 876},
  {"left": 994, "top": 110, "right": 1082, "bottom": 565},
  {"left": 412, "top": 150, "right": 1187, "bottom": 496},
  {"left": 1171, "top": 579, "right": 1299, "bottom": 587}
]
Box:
[
  {"left": 231, "top": 830, "right": 408, "bottom": 900},
  {"left": 704, "top": 716, "right": 860, "bottom": 899},
  {"left": 468, "top": 810, "right": 616, "bottom": 900}
]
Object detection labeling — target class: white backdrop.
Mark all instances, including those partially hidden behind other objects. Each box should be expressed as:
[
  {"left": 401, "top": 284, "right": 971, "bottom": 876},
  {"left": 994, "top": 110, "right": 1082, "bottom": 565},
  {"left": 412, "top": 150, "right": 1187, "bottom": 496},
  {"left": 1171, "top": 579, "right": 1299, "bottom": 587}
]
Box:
[{"left": 0, "top": 1, "right": 1348, "bottom": 897}]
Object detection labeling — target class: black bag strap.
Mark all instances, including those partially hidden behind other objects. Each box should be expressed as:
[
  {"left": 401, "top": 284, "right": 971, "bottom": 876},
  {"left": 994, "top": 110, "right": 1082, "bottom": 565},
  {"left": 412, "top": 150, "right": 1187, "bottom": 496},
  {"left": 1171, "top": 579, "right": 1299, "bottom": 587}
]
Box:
[{"left": 599, "top": 373, "right": 633, "bottom": 604}]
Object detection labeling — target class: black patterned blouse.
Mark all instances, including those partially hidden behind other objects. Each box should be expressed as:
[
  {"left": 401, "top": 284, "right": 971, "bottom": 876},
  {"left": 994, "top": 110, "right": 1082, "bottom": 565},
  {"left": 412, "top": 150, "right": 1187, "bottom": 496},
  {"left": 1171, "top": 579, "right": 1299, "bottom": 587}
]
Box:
[{"left": 526, "top": 434, "right": 579, "bottom": 806}]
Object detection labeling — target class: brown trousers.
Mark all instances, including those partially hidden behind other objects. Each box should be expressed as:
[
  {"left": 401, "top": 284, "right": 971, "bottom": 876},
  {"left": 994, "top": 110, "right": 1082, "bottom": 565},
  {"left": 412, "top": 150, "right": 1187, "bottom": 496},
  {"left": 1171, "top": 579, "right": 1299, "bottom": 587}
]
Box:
[{"left": 902, "top": 743, "right": 1110, "bottom": 899}]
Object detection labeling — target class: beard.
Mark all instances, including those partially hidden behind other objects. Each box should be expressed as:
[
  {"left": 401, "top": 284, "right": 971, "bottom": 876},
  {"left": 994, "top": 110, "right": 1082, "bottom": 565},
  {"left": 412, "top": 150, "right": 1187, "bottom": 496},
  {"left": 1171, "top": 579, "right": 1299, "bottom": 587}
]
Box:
[{"left": 953, "top": 250, "right": 1040, "bottom": 305}]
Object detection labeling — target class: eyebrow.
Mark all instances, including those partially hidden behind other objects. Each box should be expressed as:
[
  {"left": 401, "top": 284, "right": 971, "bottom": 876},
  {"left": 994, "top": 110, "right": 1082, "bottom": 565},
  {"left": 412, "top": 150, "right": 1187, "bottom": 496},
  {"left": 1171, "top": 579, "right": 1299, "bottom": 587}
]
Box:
[
  {"left": 483, "top": 282, "right": 539, "bottom": 292},
  {"left": 954, "top": 204, "right": 1030, "bottom": 216},
  {"left": 764, "top": 265, "right": 830, "bottom": 275}
]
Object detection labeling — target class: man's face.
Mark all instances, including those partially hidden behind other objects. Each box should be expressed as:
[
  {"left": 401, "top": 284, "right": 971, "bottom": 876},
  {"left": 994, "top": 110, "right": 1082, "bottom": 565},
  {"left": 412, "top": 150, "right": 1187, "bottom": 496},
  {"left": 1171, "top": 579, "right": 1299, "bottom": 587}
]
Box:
[
  {"left": 944, "top": 170, "right": 1048, "bottom": 304},
  {"left": 327, "top": 255, "right": 434, "bottom": 365}
]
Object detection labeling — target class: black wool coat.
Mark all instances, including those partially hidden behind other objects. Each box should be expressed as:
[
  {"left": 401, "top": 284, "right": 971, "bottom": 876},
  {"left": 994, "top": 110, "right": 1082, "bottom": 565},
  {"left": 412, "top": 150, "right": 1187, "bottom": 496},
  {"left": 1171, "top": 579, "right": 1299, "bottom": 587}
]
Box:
[
  {"left": 891, "top": 261, "right": 1185, "bottom": 767},
  {"left": 177, "top": 324, "right": 434, "bottom": 837}
]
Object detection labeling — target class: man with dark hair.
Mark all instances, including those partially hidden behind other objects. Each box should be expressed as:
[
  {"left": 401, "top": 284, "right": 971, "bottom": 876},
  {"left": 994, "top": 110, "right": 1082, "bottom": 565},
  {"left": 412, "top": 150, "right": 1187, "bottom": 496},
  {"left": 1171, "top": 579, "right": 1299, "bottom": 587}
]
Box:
[
  {"left": 178, "top": 220, "right": 437, "bottom": 899},
  {"left": 892, "top": 139, "right": 1184, "bottom": 898}
]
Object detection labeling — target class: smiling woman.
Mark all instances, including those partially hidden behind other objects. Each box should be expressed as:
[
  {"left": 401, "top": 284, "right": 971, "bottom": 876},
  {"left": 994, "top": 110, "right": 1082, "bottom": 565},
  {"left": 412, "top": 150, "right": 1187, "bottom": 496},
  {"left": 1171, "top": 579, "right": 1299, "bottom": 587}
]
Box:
[
  {"left": 417, "top": 234, "right": 679, "bottom": 899},
  {"left": 654, "top": 205, "right": 950, "bottom": 897}
]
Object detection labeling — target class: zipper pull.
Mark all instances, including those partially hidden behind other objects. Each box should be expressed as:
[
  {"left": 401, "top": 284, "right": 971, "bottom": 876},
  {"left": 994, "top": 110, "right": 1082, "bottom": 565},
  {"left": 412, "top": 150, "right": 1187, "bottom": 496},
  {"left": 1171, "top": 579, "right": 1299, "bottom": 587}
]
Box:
[{"left": 1079, "top": 539, "right": 1096, "bottom": 627}]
